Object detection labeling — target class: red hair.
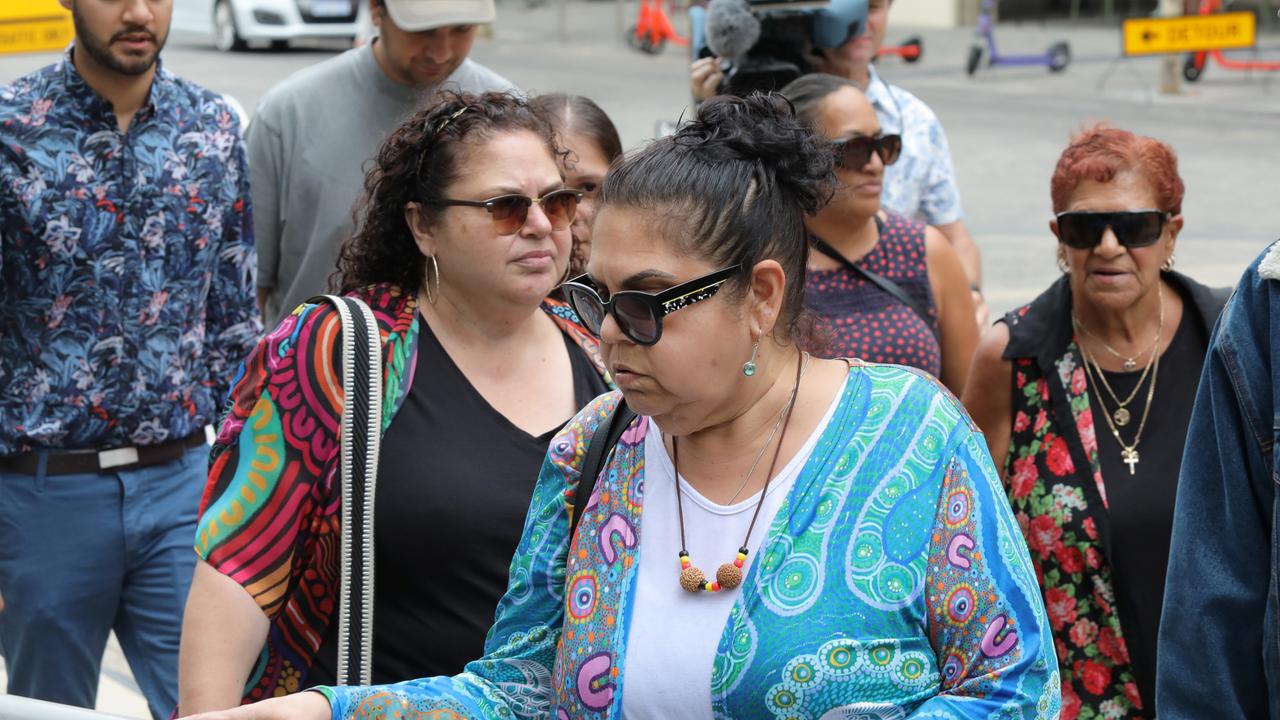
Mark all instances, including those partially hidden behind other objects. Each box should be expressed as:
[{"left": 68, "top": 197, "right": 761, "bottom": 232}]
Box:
[{"left": 1049, "top": 124, "right": 1184, "bottom": 215}]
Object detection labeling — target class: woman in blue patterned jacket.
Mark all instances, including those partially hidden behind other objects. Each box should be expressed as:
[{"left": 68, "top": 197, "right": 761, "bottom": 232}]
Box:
[{"left": 182, "top": 94, "right": 1058, "bottom": 720}]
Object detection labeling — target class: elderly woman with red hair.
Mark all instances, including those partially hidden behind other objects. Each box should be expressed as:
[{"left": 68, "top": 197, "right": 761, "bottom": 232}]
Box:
[{"left": 962, "top": 125, "right": 1228, "bottom": 718}]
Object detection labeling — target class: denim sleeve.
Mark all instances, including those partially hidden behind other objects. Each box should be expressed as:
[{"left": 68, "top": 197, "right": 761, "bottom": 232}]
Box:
[{"left": 1157, "top": 253, "right": 1277, "bottom": 718}]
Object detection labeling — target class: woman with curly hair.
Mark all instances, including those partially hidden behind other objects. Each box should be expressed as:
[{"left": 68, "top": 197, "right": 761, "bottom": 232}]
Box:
[
  {"left": 962, "top": 125, "right": 1227, "bottom": 718},
  {"left": 175, "top": 91, "right": 609, "bottom": 714},
  {"left": 181, "top": 93, "right": 1056, "bottom": 720}
]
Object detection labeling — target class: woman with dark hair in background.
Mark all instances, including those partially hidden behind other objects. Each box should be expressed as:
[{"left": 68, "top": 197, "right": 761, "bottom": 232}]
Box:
[
  {"left": 175, "top": 91, "right": 608, "bottom": 714},
  {"left": 531, "top": 93, "right": 622, "bottom": 277},
  {"left": 962, "top": 125, "right": 1226, "bottom": 718},
  {"left": 781, "top": 73, "right": 978, "bottom": 396},
  {"left": 181, "top": 93, "right": 1056, "bottom": 720}
]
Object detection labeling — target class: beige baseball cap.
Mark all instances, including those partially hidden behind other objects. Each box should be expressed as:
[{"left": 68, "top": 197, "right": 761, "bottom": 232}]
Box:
[{"left": 383, "top": 0, "right": 496, "bottom": 31}]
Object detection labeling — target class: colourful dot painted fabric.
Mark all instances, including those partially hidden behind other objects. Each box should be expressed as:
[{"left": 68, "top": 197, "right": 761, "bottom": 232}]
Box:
[
  {"left": 805, "top": 213, "right": 941, "bottom": 377},
  {"left": 318, "top": 367, "right": 1061, "bottom": 719}
]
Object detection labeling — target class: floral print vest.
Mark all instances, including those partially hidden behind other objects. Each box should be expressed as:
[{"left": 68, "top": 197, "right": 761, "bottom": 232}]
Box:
[
  {"left": 1000, "top": 272, "right": 1225, "bottom": 720},
  {"left": 1003, "top": 282, "right": 1139, "bottom": 720}
]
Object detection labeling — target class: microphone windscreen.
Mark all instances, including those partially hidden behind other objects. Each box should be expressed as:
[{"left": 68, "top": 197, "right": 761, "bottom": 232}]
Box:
[{"left": 706, "top": 0, "right": 760, "bottom": 61}]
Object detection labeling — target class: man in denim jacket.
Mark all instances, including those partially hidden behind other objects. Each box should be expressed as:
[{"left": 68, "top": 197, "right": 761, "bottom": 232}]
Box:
[{"left": 1158, "top": 240, "right": 1280, "bottom": 718}]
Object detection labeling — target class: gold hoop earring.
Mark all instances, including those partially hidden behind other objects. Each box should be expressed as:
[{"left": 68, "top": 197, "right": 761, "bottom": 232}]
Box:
[
  {"left": 1162, "top": 253, "right": 1176, "bottom": 272},
  {"left": 425, "top": 255, "right": 440, "bottom": 305}
]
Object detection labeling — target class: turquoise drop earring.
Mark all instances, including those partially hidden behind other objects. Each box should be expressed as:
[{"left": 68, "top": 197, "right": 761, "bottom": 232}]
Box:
[{"left": 743, "top": 341, "right": 759, "bottom": 377}]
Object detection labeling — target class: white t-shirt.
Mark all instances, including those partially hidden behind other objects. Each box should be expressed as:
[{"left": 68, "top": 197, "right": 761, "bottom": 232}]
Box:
[{"left": 620, "top": 380, "right": 845, "bottom": 719}]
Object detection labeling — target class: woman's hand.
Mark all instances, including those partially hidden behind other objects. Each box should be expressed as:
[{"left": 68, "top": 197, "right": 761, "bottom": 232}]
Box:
[
  {"left": 690, "top": 57, "right": 724, "bottom": 102},
  {"left": 179, "top": 692, "right": 331, "bottom": 720}
]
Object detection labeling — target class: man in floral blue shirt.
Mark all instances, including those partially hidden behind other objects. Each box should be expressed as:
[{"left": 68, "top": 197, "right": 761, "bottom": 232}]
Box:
[{"left": 0, "top": 0, "right": 258, "bottom": 716}]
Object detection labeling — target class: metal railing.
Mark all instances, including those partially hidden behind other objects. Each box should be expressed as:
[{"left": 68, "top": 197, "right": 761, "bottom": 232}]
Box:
[{"left": 0, "top": 694, "right": 137, "bottom": 720}]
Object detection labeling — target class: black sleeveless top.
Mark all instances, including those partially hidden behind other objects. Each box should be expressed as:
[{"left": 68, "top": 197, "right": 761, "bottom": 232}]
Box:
[{"left": 1085, "top": 300, "right": 1208, "bottom": 709}]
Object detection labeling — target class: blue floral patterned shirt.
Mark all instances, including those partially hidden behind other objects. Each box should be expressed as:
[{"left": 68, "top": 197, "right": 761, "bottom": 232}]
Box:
[
  {"left": 0, "top": 50, "right": 260, "bottom": 454},
  {"left": 867, "top": 67, "right": 966, "bottom": 227}
]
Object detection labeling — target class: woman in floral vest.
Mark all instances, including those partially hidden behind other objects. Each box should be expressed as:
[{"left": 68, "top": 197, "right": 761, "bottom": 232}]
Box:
[{"left": 963, "top": 125, "right": 1228, "bottom": 719}]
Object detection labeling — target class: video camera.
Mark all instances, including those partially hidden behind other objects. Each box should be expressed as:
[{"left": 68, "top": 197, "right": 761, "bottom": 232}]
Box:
[{"left": 690, "top": 0, "right": 869, "bottom": 97}]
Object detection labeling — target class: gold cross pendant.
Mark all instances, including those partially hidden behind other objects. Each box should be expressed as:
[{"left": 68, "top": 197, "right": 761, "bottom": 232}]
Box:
[{"left": 1121, "top": 447, "right": 1140, "bottom": 475}]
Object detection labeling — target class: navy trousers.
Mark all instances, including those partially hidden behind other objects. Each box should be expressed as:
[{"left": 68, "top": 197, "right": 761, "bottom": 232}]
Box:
[{"left": 0, "top": 444, "right": 206, "bottom": 720}]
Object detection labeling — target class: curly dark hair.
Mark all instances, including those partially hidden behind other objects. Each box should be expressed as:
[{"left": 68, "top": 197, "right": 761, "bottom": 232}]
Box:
[
  {"left": 599, "top": 93, "right": 835, "bottom": 344},
  {"left": 333, "top": 91, "right": 559, "bottom": 294}
]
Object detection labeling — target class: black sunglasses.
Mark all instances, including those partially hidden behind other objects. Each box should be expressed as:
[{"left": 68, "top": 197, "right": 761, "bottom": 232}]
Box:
[
  {"left": 833, "top": 134, "right": 902, "bottom": 169},
  {"left": 1055, "top": 210, "right": 1171, "bottom": 250},
  {"left": 562, "top": 265, "right": 742, "bottom": 346},
  {"left": 435, "top": 189, "right": 583, "bottom": 235}
]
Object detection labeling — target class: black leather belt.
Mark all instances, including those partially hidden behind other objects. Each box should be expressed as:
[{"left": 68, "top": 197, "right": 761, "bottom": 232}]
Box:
[{"left": 0, "top": 431, "right": 209, "bottom": 476}]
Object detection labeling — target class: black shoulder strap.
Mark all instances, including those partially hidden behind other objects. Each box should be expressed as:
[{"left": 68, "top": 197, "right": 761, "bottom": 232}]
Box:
[
  {"left": 311, "top": 294, "right": 383, "bottom": 688},
  {"left": 810, "top": 219, "right": 941, "bottom": 342},
  {"left": 570, "top": 399, "right": 637, "bottom": 538}
]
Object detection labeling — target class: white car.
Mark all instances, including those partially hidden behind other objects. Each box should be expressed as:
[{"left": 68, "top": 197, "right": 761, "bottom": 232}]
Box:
[{"left": 173, "top": 0, "right": 364, "bottom": 52}]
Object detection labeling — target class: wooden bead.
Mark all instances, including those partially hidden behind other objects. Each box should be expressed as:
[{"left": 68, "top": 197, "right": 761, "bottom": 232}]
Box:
[
  {"left": 679, "top": 566, "right": 706, "bottom": 593},
  {"left": 717, "top": 562, "right": 744, "bottom": 590}
]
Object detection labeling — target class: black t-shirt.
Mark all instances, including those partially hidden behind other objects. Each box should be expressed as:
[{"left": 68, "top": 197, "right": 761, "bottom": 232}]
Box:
[
  {"left": 1086, "top": 303, "right": 1207, "bottom": 712},
  {"left": 308, "top": 317, "right": 607, "bottom": 686}
]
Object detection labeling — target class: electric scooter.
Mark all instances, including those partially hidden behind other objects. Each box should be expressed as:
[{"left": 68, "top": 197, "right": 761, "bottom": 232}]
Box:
[
  {"left": 967, "top": 0, "right": 1071, "bottom": 76},
  {"left": 1182, "top": 0, "right": 1280, "bottom": 81}
]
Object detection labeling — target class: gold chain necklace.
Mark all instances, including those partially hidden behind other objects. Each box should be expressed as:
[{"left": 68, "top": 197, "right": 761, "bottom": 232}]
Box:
[
  {"left": 1082, "top": 343, "right": 1159, "bottom": 475},
  {"left": 1072, "top": 288, "right": 1165, "bottom": 372},
  {"left": 1072, "top": 289, "right": 1164, "bottom": 427}
]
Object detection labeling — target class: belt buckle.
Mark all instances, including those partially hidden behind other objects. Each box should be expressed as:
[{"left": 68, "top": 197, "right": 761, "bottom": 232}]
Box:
[{"left": 98, "top": 447, "right": 140, "bottom": 470}]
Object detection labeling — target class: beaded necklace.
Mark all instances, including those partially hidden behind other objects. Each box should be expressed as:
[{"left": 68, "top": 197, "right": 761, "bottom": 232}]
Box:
[{"left": 672, "top": 353, "right": 805, "bottom": 594}]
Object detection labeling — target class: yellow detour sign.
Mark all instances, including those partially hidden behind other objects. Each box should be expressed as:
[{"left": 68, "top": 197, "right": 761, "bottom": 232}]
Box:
[
  {"left": 0, "top": 0, "right": 73, "bottom": 55},
  {"left": 1123, "top": 12, "right": 1257, "bottom": 56}
]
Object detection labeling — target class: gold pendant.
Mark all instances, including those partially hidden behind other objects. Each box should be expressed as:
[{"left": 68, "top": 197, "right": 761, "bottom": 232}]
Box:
[
  {"left": 1113, "top": 407, "right": 1131, "bottom": 427},
  {"left": 1121, "top": 447, "right": 1140, "bottom": 475}
]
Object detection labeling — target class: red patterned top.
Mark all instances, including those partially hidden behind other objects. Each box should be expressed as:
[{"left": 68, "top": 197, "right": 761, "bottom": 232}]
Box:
[{"left": 804, "top": 212, "right": 940, "bottom": 374}]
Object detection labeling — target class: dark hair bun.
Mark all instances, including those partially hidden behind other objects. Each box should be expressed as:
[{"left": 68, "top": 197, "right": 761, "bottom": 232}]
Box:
[{"left": 678, "top": 93, "right": 835, "bottom": 214}]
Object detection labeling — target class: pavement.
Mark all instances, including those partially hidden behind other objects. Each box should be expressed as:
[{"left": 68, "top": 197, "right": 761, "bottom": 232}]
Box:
[
  {"left": 0, "top": 635, "right": 151, "bottom": 717},
  {"left": 0, "top": 2, "right": 1278, "bottom": 715}
]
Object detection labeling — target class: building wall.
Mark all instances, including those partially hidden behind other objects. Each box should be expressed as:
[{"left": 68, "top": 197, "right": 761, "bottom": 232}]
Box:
[{"left": 889, "top": 0, "right": 966, "bottom": 28}]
